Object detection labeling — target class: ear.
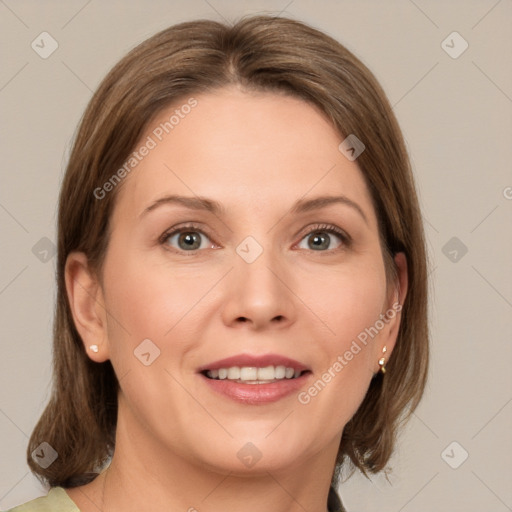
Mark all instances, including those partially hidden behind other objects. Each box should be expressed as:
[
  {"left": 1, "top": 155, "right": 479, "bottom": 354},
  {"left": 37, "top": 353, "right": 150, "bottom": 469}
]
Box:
[
  {"left": 64, "top": 251, "right": 110, "bottom": 362},
  {"left": 376, "top": 252, "right": 408, "bottom": 369}
]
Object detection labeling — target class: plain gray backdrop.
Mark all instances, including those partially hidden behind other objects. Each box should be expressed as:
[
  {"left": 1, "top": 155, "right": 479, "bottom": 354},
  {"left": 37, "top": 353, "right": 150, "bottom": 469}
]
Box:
[{"left": 1, "top": 1, "right": 511, "bottom": 511}]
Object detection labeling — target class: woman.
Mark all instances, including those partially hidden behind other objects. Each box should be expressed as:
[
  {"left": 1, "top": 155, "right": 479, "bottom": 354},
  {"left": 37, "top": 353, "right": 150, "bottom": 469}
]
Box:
[{"left": 10, "top": 14, "right": 428, "bottom": 512}]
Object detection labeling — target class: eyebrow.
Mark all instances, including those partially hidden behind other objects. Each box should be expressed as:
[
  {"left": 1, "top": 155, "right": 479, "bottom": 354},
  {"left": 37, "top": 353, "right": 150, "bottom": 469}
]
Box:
[{"left": 140, "top": 194, "right": 368, "bottom": 224}]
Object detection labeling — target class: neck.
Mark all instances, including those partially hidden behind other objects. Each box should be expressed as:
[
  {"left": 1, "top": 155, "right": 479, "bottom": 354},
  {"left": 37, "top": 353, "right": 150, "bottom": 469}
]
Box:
[{"left": 91, "top": 407, "right": 340, "bottom": 512}]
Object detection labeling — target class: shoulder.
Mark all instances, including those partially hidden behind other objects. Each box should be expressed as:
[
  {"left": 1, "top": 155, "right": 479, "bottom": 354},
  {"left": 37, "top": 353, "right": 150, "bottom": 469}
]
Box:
[{"left": 6, "top": 487, "right": 80, "bottom": 512}]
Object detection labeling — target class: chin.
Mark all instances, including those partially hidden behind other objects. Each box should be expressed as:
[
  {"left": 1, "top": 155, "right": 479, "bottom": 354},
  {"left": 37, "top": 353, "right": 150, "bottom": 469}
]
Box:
[{"left": 189, "top": 433, "right": 314, "bottom": 476}]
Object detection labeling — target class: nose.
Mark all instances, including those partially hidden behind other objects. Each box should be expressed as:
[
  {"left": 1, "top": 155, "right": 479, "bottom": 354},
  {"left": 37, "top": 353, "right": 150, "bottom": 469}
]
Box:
[{"left": 220, "top": 245, "right": 297, "bottom": 331}]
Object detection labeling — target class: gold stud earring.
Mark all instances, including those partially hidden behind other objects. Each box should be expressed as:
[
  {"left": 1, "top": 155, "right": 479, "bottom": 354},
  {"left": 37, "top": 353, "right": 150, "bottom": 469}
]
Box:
[
  {"left": 89, "top": 344, "right": 99, "bottom": 353},
  {"left": 378, "top": 346, "right": 387, "bottom": 374}
]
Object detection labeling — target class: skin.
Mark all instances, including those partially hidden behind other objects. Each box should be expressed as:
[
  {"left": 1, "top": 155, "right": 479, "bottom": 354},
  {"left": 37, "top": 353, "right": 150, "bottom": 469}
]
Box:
[{"left": 65, "top": 85, "right": 407, "bottom": 512}]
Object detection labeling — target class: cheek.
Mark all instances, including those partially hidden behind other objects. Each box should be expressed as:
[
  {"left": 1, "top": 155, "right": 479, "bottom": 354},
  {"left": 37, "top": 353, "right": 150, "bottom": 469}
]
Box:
[
  {"left": 295, "top": 260, "right": 386, "bottom": 421},
  {"left": 102, "top": 245, "right": 209, "bottom": 337},
  {"left": 99, "top": 248, "right": 205, "bottom": 431},
  {"left": 301, "top": 257, "right": 387, "bottom": 346}
]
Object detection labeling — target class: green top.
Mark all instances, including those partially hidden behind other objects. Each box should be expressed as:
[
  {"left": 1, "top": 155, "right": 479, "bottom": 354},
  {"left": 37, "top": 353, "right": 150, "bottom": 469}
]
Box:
[
  {"left": 7, "top": 485, "right": 346, "bottom": 511},
  {"left": 7, "top": 487, "right": 79, "bottom": 511}
]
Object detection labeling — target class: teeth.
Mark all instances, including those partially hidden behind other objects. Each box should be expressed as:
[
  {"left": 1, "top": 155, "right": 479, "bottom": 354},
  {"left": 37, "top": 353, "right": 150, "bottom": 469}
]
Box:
[
  {"left": 205, "top": 365, "right": 303, "bottom": 382},
  {"left": 240, "top": 367, "right": 258, "bottom": 380},
  {"left": 257, "top": 366, "right": 274, "bottom": 380},
  {"left": 275, "top": 365, "right": 286, "bottom": 379},
  {"left": 227, "top": 367, "right": 240, "bottom": 379}
]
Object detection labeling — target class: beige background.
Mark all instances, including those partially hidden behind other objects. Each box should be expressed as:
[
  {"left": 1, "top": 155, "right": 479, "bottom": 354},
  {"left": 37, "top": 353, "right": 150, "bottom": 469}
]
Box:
[{"left": 1, "top": 1, "right": 511, "bottom": 511}]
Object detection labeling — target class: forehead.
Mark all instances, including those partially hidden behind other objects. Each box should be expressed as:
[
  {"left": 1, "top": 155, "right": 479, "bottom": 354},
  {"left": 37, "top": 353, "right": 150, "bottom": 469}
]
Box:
[{"left": 113, "top": 87, "right": 376, "bottom": 224}]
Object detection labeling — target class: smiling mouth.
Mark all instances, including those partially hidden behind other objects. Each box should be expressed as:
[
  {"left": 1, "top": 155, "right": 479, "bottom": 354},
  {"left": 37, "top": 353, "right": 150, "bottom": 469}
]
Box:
[{"left": 201, "top": 365, "right": 310, "bottom": 384}]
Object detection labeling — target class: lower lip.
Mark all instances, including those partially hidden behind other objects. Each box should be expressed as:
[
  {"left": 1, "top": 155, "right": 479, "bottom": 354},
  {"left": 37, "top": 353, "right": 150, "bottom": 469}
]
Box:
[{"left": 200, "top": 373, "right": 311, "bottom": 404}]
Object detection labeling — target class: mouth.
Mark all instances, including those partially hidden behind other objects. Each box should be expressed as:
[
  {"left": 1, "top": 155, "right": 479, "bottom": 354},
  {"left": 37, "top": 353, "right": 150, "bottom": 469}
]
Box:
[
  {"left": 198, "top": 354, "right": 312, "bottom": 404},
  {"left": 201, "top": 365, "right": 310, "bottom": 384}
]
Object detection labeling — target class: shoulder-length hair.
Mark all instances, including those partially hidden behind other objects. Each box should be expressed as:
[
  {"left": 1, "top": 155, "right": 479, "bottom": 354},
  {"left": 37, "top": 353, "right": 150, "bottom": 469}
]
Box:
[{"left": 27, "top": 14, "right": 429, "bottom": 488}]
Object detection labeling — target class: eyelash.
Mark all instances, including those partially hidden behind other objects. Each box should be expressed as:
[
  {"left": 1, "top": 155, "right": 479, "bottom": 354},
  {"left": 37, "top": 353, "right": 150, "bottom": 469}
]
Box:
[{"left": 159, "top": 222, "right": 351, "bottom": 255}]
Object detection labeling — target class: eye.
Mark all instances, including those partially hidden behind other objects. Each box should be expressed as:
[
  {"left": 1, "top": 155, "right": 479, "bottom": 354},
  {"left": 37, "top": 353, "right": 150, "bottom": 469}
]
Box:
[
  {"left": 159, "top": 222, "right": 350, "bottom": 254},
  {"left": 160, "top": 223, "right": 216, "bottom": 252},
  {"left": 296, "top": 224, "right": 350, "bottom": 252}
]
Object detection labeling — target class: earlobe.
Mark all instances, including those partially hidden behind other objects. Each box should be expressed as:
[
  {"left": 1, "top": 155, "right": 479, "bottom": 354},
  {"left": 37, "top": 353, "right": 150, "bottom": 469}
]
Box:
[{"left": 64, "top": 251, "right": 110, "bottom": 362}]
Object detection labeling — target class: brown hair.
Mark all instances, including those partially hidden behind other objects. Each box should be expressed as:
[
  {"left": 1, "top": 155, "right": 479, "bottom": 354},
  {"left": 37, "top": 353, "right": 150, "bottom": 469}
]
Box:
[{"left": 27, "top": 14, "right": 429, "bottom": 488}]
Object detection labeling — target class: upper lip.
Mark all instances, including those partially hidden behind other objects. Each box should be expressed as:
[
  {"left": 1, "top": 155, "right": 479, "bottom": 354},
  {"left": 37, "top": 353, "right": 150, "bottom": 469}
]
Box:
[{"left": 198, "top": 353, "right": 310, "bottom": 373}]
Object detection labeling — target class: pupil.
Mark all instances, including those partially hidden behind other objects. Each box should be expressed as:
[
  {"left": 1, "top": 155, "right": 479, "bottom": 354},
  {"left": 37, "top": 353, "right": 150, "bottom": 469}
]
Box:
[
  {"left": 180, "top": 232, "right": 200, "bottom": 250},
  {"left": 310, "top": 233, "right": 329, "bottom": 250}
]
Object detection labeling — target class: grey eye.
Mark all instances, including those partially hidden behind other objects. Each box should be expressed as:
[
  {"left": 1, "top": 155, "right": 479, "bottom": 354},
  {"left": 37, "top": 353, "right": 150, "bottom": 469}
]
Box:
[
  {"left": 297, "top": 231, "right": 343, "bottom": 251},
  {"left": 165, "top": 231, "right": 211, "bottom": 251}
]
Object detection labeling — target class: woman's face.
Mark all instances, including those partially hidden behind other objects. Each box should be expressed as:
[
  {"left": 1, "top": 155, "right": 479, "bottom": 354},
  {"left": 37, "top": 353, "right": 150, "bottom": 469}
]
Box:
[{"left": 70, "top": 86, "right": 405, "bottom": 475}]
